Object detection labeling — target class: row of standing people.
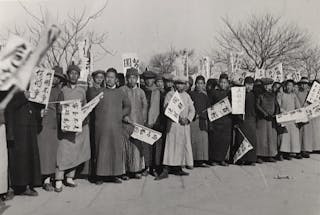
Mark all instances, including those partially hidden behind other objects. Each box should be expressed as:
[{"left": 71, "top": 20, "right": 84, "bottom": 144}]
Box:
[{"left": 1, "top": 66, "right": 319, "bottom": 202}]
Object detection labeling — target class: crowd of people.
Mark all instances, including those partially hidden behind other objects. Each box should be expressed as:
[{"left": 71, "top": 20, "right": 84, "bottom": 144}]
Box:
[{"left": 0, "top": 64, "right": 319, "bottom": 206}]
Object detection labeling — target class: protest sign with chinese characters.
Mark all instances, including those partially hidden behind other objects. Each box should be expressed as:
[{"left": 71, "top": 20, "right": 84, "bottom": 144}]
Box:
[
  {"left": 122, "top": 53, "right": 139, "bottom": 76},
  {"left": 165, "top": 91, "right": 185, "bottom": 123},
  {"left": 265, "top": 63, "right": 284, "bottom": 82},
  {"left": 306, "top": 81, "right": 320, "bottom": 104},
  {"left": 131, "top": 123, "right": 162, "bottom": 145},
  {"left": 276, "top": 108, "right": 308, "bottom": 125},
  {"left": 28, "top": 68, "right": 54, "bottom": 105},
  {"left": 207, "top": 97, "right": 232, "bottom": 122},
  {"left": 199, "top": 56, "right": 210, "bottom": 80},
  {"left": 305, "top": 102, "right": 320, "bottom": 119},
  {"left": 255, "top": 68, "right": 265, "bottom": 80},
  {"left": 173, "top": 53, "right": 188, "bottom": 78},
  {"left": 81, "top": 92, "right": 104, "bottom": 120},
  {"left": 233, "top": 128, "right": 253, "bottom": 163},
  {"left": 78, "top": 39, "right": 92, "bottom": 82},
  {"left": 231, "top": 87, "right": 246, "bottom": 114},
  {"left": 61, "top": 100, "right": 83, "bottom": 132},
  {"left": 0, "top": 36, "right": 33, "bottom": 90}
]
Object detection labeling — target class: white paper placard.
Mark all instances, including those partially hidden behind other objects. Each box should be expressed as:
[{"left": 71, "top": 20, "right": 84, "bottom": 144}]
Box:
[
  {"left": 131, "top": 123, "right": 162, "bottom": 145},
  {"left": 61, "top": 99, "right": 82, "bottom": 132},
  {"left": 207, "top": 97, "right": 232, "bottom": 122},
  {"left": 165, "top": 91, "right": 185, "bottom": 123},
  {"left": 231, "top": 87, "right": 246, "bottom": 114},
  {"left": 28, "top": 67, "right": 54, "bottom": 105}
]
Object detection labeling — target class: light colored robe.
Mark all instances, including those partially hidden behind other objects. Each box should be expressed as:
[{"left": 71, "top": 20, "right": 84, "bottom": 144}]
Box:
[
  {"left": 279, "top": 92, "right": 301, "bottom": 153},
  {"left": 57, "top": 85, "right": 90, "bottom": 171},
  {"left": 297, "top": 90, "right": 315, "bottom": 152},
  {"left": 0, "top": 124, "right": 7, "bottom": 194},
  {"left": 163, "top": 91, "right": 195, "bottom": 166}
]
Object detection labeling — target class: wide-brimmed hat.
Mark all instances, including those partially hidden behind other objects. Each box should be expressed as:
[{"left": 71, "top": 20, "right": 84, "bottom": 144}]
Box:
[
  {"left": 298, "top": 77, "right": 309, "bottom": 85},
  {"left": 142, "top": 70, "right": 156, "bottom": 79},
  {"left": 92, "top": 70, "right": 105, "bottom": 77},
  {"left": 261, "top": 78, "right": 274, "bottom": 85},
  {"left": 52, "top": 66, "right": 66, "bottom": 80}
]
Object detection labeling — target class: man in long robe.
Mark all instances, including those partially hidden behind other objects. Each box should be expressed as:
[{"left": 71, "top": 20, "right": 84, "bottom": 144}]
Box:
[
  {"left": 141, "top": 71, "right": 160, "bottom": 176},
  {"left": 121, "top": 68, "right": 148, "bottom": 179},
  {"left": 156, "top": 76, "right": 195, "bottom": 180},
  {"left": 37, "top": 66, "right": 65, "bottom": 192},
  {"left": 55, "top": 65, "right": 90, "bottom": 192},
  {"left": 94, "top": 68, "right": 131, "bottom": 184}
]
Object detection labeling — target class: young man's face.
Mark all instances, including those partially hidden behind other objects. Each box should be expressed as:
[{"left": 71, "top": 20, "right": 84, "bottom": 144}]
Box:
[
  {"left": 265, "top": 84, "right": 273, "bottom": 92},
  {"left": 94, "top": 73, "right": 105, "bottom": 86},
  {"left": 286, "top": 82, "right": 294, "bottom": 93},
  {"left": 175, "top": 82, "right": 186, "bottom": 92},
  {"left": 68, "top": 70, "right": 79, "bottom": 84},
  {"left": 245, "top": 83, "right": 254, "bottom": 92},
  {"left": 52, "top": 76, "right": 61, "bottom": 86},
  {"left": 195, "top": 79, "right": 205, "bottom": 91},
  {"left": 302, "top": 83, "right": 309, "bottom": 90},
  {"left": 164, "top": 80, "right": 174, "bottom": 89},
  {"left": 105, "top": 72, "right": 117, "bottom": 88},
  {"left": 127, "top": 75, "right": 138, "bottom": 88},
  {"left": 145, "top": 78, "right": 155, "bottom": 87},
  {"left": 156, "top": 79, "right": 164, "bottom": 89},
  {"left": 219, "top": 78, "right": 229, "bottom": 90}
]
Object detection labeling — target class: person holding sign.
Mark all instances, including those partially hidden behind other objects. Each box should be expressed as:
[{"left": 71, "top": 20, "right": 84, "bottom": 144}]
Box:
[
  {"left": 207, "top": 73, "right": 232, "bottom": 166},
  {"left": 189, "top": 75, "right": 210, "bottom": 167},
  {"left": 37, "top": 66, "right": 65, "bottom": 192},
  {"left": 296, "top": 77, "right": 313, "bottom": 158},
  {"left": 159, "top": 75, "right": 195, "bottom": 179},
  {"left": 278, "top": 80, "right": 302, "bottom": 160},
  {"left": 120, "top": 68, "right": 148, "bottom": 179},
  {"left": 55, "top": 65, "right": 90, "bottom": 192},
  {"left": 233, "top": 77, "right": 257, "bottom": 165},
  {"left": 94, "top": 68, "right": 131, "bottom": 184},
  {"left": 256, "top": 78, "right": 280, "bottom": 163}
]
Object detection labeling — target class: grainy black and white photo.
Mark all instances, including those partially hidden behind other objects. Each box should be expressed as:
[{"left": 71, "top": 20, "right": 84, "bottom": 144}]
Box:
[{"left": 0, "top": 0, "right": 320, "bottom": 214}]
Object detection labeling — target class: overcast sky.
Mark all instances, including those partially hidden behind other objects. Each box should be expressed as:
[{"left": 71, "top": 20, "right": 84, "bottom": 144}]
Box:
[{"left": 0, "top": 0, "right": 319, "bottom": 71}]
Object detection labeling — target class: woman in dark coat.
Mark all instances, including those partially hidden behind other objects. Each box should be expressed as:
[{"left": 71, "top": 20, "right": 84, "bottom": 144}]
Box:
[
  {"left": 233, "top": 77, "right": 257, "bottom": 165},
  {"left": 208, "top": 74, "right": 232, "bottom": 166},
  {"left": 7, "top": 91, "right": 43, "bottom": 196},
  {"left": 190, "top": 75, "right": 210, "bottom": 167},
  {"left": 256, "top": 78, "right": 280, "bottom": 163}
]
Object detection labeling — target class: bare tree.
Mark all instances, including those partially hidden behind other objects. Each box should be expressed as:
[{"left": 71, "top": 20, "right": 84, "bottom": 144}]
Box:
[
  {"left": 2, "top": 0, "right": 114, "bottom": 68},
  {"left": 148, "top": 47, "right": 197, "bottom": 75},
  {"left": 213, "top": 14, "right": 310, "bottom": 73}
]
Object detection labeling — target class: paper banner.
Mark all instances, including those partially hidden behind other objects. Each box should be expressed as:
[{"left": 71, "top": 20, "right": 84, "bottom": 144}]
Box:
[
  {"left": 276, "top": 108, "right": 308, "bottom": 125},
  {"left": 207, "top": 97, "right": 232, "bottom": 122},
  {"left": 122, "top": 53, "right": 139, "bottom": 76},
  {"left": 265, "top": 63, "right": 283, "bottom": 83},
  {"left": 81, "top": 92, "right": 104, "bottom": 120},
  {"left": 131, "top": 123, "right": 162, "bottom": 145},
  {"left": 231, "top": 87, "right": 246, "bottom": 114},
  {"left": 28, "top": 67, "right": 54, "bottom": 105},
  {"left": 165, "top": 91, "right": 185, "bottom": 123},
  {"left": 199, "top": 56, "right": 210, "bottom": 81},
  {"left": 305, "top": 102, "right": 320, "bottom": 119},
  {"left": 0, "top": 36, "right": 33, "bottom": 90},
  {"left": 306, "top": 81, "right": 320, "bottom": 104},
  {"left": 233, "top": 128, "right": 253, "bottom": 163},
  {"left": 61, "top": 99, "right": 82, "bottom": 132},
  {"left": 254, "top": 68, "right": 265, "bottom": 80},
  {"left": 78, "top": 39, "right": 92, "bottom": 82}
]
